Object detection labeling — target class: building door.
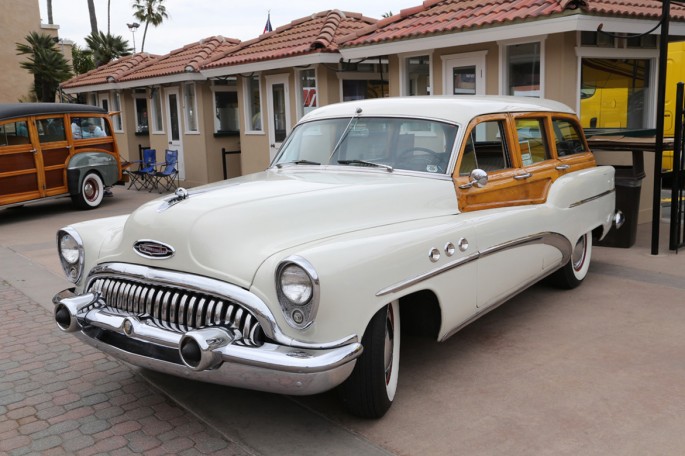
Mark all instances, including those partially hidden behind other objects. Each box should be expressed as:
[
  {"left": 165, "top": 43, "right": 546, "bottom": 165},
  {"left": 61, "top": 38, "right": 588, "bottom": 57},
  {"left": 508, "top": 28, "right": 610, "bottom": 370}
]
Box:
[
  {"left": 266, "top": 74, "right": 291, "bottom": 162},
  {"left": 165, "top": 88, "right": 185, "bottom": 180},
  {"left": 443, "top": 52, "right": 486, "bottom": 96}
]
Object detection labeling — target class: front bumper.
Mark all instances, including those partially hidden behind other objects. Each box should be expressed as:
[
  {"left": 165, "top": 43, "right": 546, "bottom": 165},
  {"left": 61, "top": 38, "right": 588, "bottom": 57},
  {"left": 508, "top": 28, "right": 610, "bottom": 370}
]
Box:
[{"left": 53, "top": 288, "right": 362, "bottom": 395}]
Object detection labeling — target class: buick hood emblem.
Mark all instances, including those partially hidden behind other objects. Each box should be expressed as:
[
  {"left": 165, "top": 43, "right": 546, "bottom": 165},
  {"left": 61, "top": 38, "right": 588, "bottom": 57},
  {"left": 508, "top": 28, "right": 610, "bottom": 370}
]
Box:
[{"left": 133, "top": 240, "right": 175, "bottom": 259}]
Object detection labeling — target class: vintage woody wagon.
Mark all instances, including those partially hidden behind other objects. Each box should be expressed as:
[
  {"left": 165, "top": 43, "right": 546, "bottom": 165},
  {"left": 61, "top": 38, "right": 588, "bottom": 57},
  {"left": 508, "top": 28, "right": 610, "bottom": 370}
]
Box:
[
  {"left": 0, "top": 103, "right": 122, "bottom": 210},
  {"left": 53, "top": 96, "right": 623, "bottom": 417}
]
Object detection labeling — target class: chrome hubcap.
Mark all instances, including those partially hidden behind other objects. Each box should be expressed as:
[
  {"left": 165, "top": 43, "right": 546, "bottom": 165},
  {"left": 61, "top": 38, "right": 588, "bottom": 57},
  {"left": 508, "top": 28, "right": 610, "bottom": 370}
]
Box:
[
  {"left": 572, "top": 234, "right": 586, "bottom": 271},
  {"left": 84, "top": 179, "right": 98, "bottom": 201}
]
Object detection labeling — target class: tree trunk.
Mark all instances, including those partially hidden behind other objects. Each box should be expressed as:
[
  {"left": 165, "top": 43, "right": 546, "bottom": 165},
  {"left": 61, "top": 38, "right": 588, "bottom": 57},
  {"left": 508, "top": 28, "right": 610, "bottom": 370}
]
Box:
[
  {"left": 87, "top": 0, "right": 98, "bottom": 36},
  {"left": 107, "top": 0, "right": 111, "bottom": 34},
  {"left": 47, "top": 0, "right": 53, "bottom": 24},
  {"left": 140, "top": 21, "right": 150, "bottom": 53}
]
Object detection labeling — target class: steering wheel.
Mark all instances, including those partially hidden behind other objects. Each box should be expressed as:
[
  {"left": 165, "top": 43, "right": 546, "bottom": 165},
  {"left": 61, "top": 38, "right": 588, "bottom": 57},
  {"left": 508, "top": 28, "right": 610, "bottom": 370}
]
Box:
[{"left": 397, "top": 147, "right": 444, "bottom": 172}]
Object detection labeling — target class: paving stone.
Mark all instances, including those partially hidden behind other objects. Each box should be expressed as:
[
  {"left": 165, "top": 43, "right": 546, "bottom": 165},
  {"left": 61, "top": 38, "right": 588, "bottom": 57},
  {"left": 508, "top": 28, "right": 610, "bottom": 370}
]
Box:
[{"left": 0, "top": 281, "right": 250, "bottom": 456}]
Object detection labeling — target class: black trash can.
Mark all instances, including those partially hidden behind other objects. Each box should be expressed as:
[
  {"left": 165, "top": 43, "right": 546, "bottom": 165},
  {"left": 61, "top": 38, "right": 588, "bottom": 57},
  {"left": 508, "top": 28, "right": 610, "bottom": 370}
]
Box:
[{"left": 596, "top": 165, "right": 646, "bottom": 248}]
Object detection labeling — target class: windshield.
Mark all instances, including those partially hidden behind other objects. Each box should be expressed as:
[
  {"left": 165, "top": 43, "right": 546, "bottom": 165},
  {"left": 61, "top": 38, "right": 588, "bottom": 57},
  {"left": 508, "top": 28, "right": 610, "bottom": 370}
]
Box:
[{"left": 273, "top": 117, "right": 458, "bottom": 174}]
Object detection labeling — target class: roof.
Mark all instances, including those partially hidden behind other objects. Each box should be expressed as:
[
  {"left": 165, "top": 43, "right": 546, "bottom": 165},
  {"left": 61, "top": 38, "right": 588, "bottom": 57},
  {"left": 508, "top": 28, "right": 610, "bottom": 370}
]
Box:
[
  {"left": 340, "top": 0, "right": 685, "bottom": 48},
  {"left": 61, "top": 53, "right": 159, "bottom": 89},
  {"left": 0, "top": 103, "right": 106, "bottom": 121},
  {"left": 118, "top": 36, "right": 241, "bottom": 82},
  {"left": 300, "top": 96, "right": 574, "bottom": 124},
  {"left": 203, "top": 10, "right": 376, "bottom": 69}
]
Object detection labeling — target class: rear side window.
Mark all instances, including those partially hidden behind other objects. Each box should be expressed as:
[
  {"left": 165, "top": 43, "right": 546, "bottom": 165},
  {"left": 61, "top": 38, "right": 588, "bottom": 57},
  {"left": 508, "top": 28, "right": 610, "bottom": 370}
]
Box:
[
  {"left": 515, "top": 118, "right": 550, "bottom": 166},
  {"left": 0, "top": 121, "right": 30, "bottom": 146},
  {"left": 37, "top": 117, "right": 66, "bottom": 143},
  {"left": 552, "top": 118, "right": 586, "bottom": 156}
]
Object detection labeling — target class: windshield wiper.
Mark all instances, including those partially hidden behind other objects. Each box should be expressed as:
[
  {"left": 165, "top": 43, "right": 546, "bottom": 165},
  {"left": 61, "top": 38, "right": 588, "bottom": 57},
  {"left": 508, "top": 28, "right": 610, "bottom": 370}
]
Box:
[
  {"left": 337, "top": 159, "right": 393, "bottom": 172},
  {"left": 276, "top": 160, "right": 321, "bottom": 168}
]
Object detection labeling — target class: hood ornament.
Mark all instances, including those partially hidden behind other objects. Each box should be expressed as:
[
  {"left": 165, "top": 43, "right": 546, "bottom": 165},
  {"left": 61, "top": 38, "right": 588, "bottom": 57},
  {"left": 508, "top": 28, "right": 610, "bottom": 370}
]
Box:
[{"left": 133, "top": 240, "right": 175, "bottom": 259}]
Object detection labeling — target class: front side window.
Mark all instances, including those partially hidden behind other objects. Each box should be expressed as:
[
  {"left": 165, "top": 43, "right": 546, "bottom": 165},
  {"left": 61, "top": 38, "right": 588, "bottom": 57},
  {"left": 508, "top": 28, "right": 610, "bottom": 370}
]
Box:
[
  {"left": 71, "top": 117, "right": 111, "bottom": 139},
  {"left": 275, "top": 117, "right": 457, "bottom": 174},
  {"left": 245, "top": 75, "right": 262, "bottom": 131},
  {"left": 459, "top": 120, "right": 511, "bottom": 176},
  {"left": 184, "top": 84, "right": 198, "bottom": 132},
  {"left": 506, "top": 42, "right": 541, "bottom": 97},
  {"left": 515, "top": 118, "right": 551, "bottom": 165}
]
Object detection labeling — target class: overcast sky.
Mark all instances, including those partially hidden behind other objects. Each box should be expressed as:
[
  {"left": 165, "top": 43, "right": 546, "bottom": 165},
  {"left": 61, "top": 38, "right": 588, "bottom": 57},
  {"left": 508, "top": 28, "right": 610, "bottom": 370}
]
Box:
[{"left": 39, "top": 0, "right": 419, "bottom": 55}]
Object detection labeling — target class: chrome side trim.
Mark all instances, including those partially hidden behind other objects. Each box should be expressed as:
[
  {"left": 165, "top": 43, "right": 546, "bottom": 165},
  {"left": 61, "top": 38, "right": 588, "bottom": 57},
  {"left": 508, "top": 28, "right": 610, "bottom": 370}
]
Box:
[
  {"left": 86, "top": 263, "right": 357, "bottom": 350},
  {"left": 569, "top": 188, "right": 615, "bottom": 208},
  {"left": 376, "top": 232, "right": 571, "bottom": 297}
]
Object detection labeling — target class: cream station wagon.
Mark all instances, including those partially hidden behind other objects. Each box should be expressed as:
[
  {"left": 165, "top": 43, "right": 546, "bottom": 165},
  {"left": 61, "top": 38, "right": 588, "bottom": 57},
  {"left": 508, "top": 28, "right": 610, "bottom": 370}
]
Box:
[{"left": 53, "top": 97, "right": 623, "bottom": 418}]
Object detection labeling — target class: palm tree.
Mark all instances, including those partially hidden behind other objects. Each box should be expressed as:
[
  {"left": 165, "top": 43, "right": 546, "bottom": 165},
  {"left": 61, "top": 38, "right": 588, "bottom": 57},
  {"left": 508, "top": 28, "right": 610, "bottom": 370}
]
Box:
[
  {"left": 87, "top": 0, "right": 98, "bottom": 36},
  {"left": 16, "top": 32, "right": 72, "bottom": 102},
  {"left": 85, "top": 32, "right": 132, "bottom": 67},
  {"left": 72, "top": 44, "right": 95, "bottom": 75},
  {"left": 132, "top": 0, "right": 168, "bottom": 53}
]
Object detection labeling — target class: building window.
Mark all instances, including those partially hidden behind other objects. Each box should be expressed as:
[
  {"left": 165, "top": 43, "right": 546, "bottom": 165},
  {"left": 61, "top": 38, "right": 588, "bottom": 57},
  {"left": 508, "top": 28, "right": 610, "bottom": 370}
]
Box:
[
  {"left": 213, "top": 79, "right": 239, "bottom": 134},
  {"left": 579, "top": 58, "right": 652, "bottom": 129},
  {"left": 340, "top": 60, "right": 389, "bottom": 101},
  {"left": 297, "top": 69, "right": 317, "bottom": 119},
  {"left": 244, "top": 75, "right": 262, "bottom": 132},
  {"left": 134, "top": 96, "right": 148, "bottom": 134},
  {"left": 404, "top": 55, "right": 431, "bottom": 96},
  {"left": 505, "top": 42, "right": 541, "bottom": 97},
  {"left": 111, "top": 92, "right": 123, "bottom": 132},
  {"left": 183, "top": 83, "right": 198, "bottom": 132},
  {"left": 151, "top": 88, "right": 163, "bottom": 133}
]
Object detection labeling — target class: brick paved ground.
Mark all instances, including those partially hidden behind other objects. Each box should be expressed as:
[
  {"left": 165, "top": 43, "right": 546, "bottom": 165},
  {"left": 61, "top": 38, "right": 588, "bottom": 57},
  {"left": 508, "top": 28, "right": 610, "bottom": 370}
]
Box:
[{"left": 0, "top": 280, "right": 252, "bottom": 456}]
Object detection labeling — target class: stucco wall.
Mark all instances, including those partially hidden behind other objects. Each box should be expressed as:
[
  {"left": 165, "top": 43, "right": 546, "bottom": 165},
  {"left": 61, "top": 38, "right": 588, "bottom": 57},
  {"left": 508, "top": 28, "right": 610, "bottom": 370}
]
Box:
[{"left": 0, "top": 1, "right": 46, "bottom": 102}]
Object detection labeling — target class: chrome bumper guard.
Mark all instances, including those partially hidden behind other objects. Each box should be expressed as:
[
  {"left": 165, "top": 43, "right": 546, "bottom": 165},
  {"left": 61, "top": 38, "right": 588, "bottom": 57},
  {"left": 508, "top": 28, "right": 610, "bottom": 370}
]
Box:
[{"left": 53, "top": 288, "right": 362, "bottom": 395}]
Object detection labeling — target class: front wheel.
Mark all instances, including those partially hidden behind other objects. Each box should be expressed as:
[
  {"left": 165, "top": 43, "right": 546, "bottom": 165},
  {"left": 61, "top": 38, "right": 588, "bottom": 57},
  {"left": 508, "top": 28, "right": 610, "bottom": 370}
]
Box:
[
  {"left": 72, "top": 172, "right": 104, "bottom": 210},
  {"left": 548, "top": 232, "right": 592, "bottom": 289},
  {"left": 339, "top": 300, "right": 400, "bottom": 418}
]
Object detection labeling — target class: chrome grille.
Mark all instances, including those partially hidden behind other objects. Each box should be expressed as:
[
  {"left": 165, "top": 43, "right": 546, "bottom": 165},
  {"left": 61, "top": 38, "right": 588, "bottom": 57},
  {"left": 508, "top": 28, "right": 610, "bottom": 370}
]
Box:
[{"left": 87, "top": 276, "right": 264, "bottom": 346}]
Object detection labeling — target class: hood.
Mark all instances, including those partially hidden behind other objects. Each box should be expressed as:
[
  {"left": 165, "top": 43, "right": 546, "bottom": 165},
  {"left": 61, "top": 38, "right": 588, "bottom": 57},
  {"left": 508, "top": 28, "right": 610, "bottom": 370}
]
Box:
[{"left": 100, "top": 169, "right": 458, "bottom": 288}]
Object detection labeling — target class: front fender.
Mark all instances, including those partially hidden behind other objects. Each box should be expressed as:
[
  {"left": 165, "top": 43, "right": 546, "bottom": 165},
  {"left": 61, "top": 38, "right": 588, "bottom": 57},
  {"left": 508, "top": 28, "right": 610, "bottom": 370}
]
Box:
[
  {"left": 250, "top": 215, "right": 479, "bottom": 344},
  {"left": 67, "top": 152, "right": 121, "bottom": 194}
]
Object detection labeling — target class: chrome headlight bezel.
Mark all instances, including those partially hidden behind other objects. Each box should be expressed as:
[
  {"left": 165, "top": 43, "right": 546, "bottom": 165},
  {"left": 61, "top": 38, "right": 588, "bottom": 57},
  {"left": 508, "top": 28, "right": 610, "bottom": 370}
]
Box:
[
  {"left": 275, "top": 256, "right": 319, "bottom": 330},
  {"left": 57, "top": 227, "right": 84, "bottom": 284}
]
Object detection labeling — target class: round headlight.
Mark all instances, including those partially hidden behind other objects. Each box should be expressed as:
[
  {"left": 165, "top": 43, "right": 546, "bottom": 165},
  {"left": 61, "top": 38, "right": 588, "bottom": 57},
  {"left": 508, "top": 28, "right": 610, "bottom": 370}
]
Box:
[
  {"left": 60, "top": 234, "right": 81, "bottom": 264},
  {"left": 279, "top": 264, "right": 313, "bottom": 305},
  {"left": 57, "top": 228, "right": 84, "bottom": 283}
]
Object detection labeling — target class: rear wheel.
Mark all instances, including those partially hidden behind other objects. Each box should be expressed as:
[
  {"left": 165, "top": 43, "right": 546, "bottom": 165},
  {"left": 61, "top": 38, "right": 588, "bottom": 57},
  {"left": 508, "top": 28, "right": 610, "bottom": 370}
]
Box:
[
  {"left": 549, "top": 232, "right": 592, "bottom": 289},
  {"left": 339, "top": 300, "right": 400, "bottom": 418},
  {"left": 72, "top": 172, "right": 104, "bottom": 210}
]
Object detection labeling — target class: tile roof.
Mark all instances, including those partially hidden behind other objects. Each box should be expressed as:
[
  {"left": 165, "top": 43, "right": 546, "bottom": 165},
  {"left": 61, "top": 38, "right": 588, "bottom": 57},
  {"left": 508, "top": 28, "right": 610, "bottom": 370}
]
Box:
[
  {"left": 119, "top": 36, "right": 241, "bottom": 82},
  {"left": 61, "top": 53, "right": 159, "bottom": 89},
  {"left": 203, "top": 10, "right": 376, "bottom": 69},
  {"left": 340, "top": 0, "right": 685, "bottom": 47}
]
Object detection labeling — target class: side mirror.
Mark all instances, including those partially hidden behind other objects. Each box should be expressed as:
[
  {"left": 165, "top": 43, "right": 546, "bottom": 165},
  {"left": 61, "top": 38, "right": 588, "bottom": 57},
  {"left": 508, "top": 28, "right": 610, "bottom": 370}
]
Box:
[{"left": 459, "top": 169, "right": 488, "bottom": 189}]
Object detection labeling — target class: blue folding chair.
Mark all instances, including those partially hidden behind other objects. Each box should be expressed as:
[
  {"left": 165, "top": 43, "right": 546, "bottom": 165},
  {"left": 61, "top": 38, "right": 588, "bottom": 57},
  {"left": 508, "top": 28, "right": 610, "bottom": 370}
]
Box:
[
  {"left": 151, "top": 149, "right": 179, "bottom": 193},
  {"left": 126, "top": 148, "right": 157, "bottom": 190}
]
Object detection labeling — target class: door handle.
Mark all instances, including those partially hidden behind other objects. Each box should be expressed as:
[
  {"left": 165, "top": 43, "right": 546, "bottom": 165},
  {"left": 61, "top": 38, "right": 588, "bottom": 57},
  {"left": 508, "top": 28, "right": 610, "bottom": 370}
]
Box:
[
  {"left": 29, "top": 148, "right": 37, "bottom": 154},
  {"left": 555, "top": 164, "right": 570, "bottom": 170},
  {"left": 270, "top": 144, "right": 276, "bottom": 148},
  {"left": 514, "top": 172, "right": 532, "bottom": 180}
]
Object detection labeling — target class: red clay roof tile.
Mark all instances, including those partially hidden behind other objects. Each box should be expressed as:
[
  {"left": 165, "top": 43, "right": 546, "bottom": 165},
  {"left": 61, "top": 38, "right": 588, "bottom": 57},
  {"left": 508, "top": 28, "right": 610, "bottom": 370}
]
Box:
[
  {"left": 341, "top": 0, "right": 685, "bottom": 48},
  {"left": 203, "top": 10, "right": 376, "bottom": 69},
  {"left": 61, "top": 53, "right": 160, "bottom": 89}
]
